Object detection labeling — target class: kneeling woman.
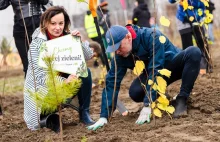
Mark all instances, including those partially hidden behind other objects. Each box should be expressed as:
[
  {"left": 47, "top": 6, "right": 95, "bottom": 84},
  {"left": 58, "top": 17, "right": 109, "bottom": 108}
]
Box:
[{"left": 24, "top": 6, "right": 94, "bottom": 130}]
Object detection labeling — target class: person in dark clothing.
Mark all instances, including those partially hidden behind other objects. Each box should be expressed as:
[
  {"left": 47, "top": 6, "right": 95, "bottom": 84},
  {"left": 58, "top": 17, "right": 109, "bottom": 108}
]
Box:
[
  {"left": 0, "top": 0, "right": 49, "bottom": 77},
  {"left": 87, "top": 25, "right": 201, "bottom": 130},
  {"left": 132, "top": 0, "right": 151, "bottom": 28},
  {"left": 97, "top": 1, "right": 111, "bottom": 35}
]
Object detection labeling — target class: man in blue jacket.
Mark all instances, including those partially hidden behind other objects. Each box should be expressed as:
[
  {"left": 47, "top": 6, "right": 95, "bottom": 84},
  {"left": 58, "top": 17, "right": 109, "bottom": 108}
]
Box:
[{"left": 88, "top": 25, "right": 201, "bottom": 130}]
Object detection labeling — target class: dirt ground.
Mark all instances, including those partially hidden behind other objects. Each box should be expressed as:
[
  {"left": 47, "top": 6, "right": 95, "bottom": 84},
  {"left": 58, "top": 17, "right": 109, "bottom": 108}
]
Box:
[{"left": 0, "top": 44, "right": 220, "bottom": 142}]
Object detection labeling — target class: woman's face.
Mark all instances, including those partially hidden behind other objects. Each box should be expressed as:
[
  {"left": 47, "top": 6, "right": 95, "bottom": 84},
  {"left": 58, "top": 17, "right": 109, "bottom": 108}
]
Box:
[{"left": 47, "top": 13, "right": 65, "bottom": 38}]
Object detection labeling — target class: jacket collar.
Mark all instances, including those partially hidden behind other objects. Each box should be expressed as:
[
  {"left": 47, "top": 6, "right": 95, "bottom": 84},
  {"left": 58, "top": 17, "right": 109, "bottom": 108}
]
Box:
[
  {"left": 125, "top": 25, "right": 141, "bottom": 54},
  {"left": 32, "top": 28, "right": 47, "bottom": 41}
]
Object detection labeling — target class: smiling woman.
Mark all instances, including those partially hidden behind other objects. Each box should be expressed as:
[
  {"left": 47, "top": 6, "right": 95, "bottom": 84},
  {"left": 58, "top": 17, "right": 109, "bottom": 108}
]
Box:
[
  {"left": 40, "top": 6, "right": 71, "bottom": 37},
  {"left": 23, "top": 6, "right": 95, "bottom": 131}
]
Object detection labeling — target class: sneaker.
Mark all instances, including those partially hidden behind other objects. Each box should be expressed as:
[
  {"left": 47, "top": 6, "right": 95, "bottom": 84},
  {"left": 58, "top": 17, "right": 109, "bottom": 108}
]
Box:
[{"left": 173, "top": 96, "right": 188, "bottom": 118}]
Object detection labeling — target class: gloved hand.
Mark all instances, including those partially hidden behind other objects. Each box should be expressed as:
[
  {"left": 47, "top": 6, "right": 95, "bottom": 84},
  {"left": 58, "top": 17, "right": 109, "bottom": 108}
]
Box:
[
  {"left": 135, "top": 107, "right": 151, "bottom": 125},
  {"left": 87, "top": 117, "right": 107, "bottom": 130}
]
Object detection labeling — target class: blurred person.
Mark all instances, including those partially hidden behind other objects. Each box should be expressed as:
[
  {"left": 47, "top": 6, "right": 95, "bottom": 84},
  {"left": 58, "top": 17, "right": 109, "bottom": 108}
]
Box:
[
  {"left": 96, "top": 1, "right": 112, "bottom": 60},
  {"left": 168, "top": 0, "right": 209, "bottom": 74},
  {"left": 24, "top": 6, "right": 95, "bottom": 131},
  {"left": 87, "top": 25, "right": 201, "bottom": 130},
  {"left": 206, "top": 0, "right": 215, "bottom": 44},
  {"left": 97, "top": 1, "right": 111, "bottom": 35},
  {"left": 0, "top": 0, "right": 50, "bottom": 77},
  {"left": 89, "top": 41, "right": 102, "bottom": 67},
  {"left": 149, "top": 17, "right": 159, "bottom": 30},
  {"left": 132, "top": 0, "right": 151, "bottom": 28},
  {"left": 84, "top": 9, "right": 107, "bottom": 65}
]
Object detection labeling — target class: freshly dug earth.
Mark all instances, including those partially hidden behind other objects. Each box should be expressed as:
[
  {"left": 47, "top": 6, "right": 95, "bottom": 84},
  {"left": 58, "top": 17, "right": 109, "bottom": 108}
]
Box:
[{"left": 0, "top": 45, "right": 220, "bottom": 142}]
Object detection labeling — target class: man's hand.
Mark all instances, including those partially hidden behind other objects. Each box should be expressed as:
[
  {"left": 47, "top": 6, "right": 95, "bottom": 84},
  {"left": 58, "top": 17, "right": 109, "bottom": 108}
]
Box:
[
  {"left": 87, "top": 117, "right": 107, "bottom": 130},
  {"left": 135, "top": 107, "right": 151, "bottom": 125}
]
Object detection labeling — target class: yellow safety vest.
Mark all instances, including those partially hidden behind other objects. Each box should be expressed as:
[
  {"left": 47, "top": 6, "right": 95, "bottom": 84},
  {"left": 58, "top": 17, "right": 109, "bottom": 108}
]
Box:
[{"left": 84, "top": 14, "right": 104, "bottom": 38}]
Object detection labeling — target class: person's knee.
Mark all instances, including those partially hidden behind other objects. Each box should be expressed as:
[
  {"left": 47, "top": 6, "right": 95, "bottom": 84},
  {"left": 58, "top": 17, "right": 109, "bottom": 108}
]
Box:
[
  {"left": 129, "top": 87, "right": 144, "bottom": 102},
  {"left": 186, "top": 46, "right": 201, "bottom": 62}
]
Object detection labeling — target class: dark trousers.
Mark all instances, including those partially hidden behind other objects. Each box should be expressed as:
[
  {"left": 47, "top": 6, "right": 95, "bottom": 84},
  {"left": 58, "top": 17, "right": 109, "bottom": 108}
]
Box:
[
  {"left": 77, "top": 68, "right": 92, "bottom": 110},
  {"left": 180, "top": 26, "right": 208, "bottom": 70},
  {"left": 14, "top": 33, "right": 32, "bottom": 77},
  {"left": 129, "top": 46, "right": 201, "bottom": 103}
]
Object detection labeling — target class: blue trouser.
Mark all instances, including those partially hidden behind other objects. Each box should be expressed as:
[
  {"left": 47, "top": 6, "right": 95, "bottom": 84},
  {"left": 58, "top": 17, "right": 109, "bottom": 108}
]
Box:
[{"left": 129, "top": 46, "right": 201, "bottom": 103}]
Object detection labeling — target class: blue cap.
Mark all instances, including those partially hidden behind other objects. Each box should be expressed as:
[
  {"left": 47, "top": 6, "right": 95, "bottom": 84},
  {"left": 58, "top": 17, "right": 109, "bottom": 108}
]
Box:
[{"left": 105, "top": 25, "right": 128, "bottom": 53}]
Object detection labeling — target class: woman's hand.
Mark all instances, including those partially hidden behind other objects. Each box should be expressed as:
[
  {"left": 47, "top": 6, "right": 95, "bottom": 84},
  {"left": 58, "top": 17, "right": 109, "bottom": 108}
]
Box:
[
  {"left": 71, "top": 30, "right": 81, "bottom": 37},
  {"left": 65, "top": 74, "right": 78, "bottom": 84}
]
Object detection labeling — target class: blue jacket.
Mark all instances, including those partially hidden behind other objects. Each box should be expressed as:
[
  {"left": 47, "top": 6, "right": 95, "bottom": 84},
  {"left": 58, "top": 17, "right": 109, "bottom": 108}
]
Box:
[
  {"left": 100, "top": 25, "right": 181, "bottom": 118},
  {"left": 169, "top": 0, "right": 205, "bottom": 23}
]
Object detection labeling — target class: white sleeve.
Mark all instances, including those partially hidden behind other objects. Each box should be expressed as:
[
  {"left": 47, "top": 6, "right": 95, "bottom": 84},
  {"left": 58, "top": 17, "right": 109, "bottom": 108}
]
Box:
[{"left": 81, "top": 41, "right": 93, "bottom": 60}]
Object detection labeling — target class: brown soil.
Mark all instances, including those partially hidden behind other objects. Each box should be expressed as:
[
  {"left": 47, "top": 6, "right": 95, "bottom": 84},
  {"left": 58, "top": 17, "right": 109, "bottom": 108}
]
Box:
[{"left": 0, "top": 44, "right": 220, "bottom": 142}]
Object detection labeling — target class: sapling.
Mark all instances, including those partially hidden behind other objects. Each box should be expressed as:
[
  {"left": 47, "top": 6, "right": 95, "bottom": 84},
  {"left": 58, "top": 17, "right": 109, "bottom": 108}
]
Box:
[{"left": 30, "top": 54, "right": 81, "bottom": 142}]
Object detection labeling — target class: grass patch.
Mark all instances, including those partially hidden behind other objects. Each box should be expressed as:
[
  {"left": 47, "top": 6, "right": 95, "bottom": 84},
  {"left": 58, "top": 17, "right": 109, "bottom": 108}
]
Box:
[{"left": 0, "top": 75, "right": 24, "bottom": 95}]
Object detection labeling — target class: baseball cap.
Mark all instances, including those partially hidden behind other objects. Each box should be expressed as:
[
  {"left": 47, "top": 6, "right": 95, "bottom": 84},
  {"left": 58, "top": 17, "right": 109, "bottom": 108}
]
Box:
[{"left": 105, "top": 25, "right": 128, "bottom": 53}]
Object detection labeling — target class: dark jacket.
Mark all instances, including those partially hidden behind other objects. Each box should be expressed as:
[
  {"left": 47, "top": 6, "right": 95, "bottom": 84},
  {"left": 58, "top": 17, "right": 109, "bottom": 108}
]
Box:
[
  {"left": 100, "top": 25, "right": 181, "bottom": 118},
  {"left": 169, "top": 0, "right": 205, "bottom": 23},
  {"left": 0, "top": 0, "right": 49, "bottom": 35},
  {"left": 132, "top": 3, "right": 151, "bottom": 27}
]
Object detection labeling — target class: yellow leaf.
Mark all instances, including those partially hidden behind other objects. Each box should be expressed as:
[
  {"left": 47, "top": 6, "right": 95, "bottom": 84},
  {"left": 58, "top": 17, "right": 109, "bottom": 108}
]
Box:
[
  {"left": 159, "top": 16, "right": 170, "bottom": 27},
  {"left": 189, "top": 16, "right": 194, "bottom": 22},
  {"left": 133, "top": 61, "right": 145, "bottom": 76},
  {"left": 182, "top": 0, "right": 189, "bottom": 11},
  {"left": 205, "top": 24, "right": 208, "bottom": 31},
  {"left": 166, "top": 106, "right": 175, "bottom": 114},
  {"left": 148, "top": 79, "right": 153, "bottom": 85},
  {"left": 200, "top": 21, "right": 204, "bottom": 26},
  {"left": 188, "top": 6, "right": 194, "bottom": 10},
  {"left": 157, "top": 96, "right": 169, "bottom": 106},
  {"left": 156, "top": 76, "right": 167, "bottom": 94},
  {"left": 204, "top": 13, "right": 213, "bottom": 24},
  {"left": 151, "top": 102, "right": 156, "bottom": 109},
  {"left": 152, "top": 83, "right": 157, "bottom": 91},
  {"left": 205, "top": 10, "right": 210, "bottom": 15},
  {"left": 158, "top": 92, "right": 167, "bottom": 99},
  {"left": 153, "top": 108, "right": 162, "bottom": 117},
  {"left": 157, "top": 103, "right": 167, "bottom": 111},
  {"left": 201, "top": 0, "right": 209, "bottom": 7},
  {"left": 198, "top": 9, "right": 203, "bottom": 16},
  {"left": 158, "top": 69, "right": 171, "bottom": 78},
  {"left": 159, "top": 36, "right": 166, "bottom": 44}
]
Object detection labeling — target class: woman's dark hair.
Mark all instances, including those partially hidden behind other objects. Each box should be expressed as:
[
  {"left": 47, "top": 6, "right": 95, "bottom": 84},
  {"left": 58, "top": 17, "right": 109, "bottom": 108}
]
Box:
[{"left": 40, "top": 6, "right": 71, "bottom": 34}]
